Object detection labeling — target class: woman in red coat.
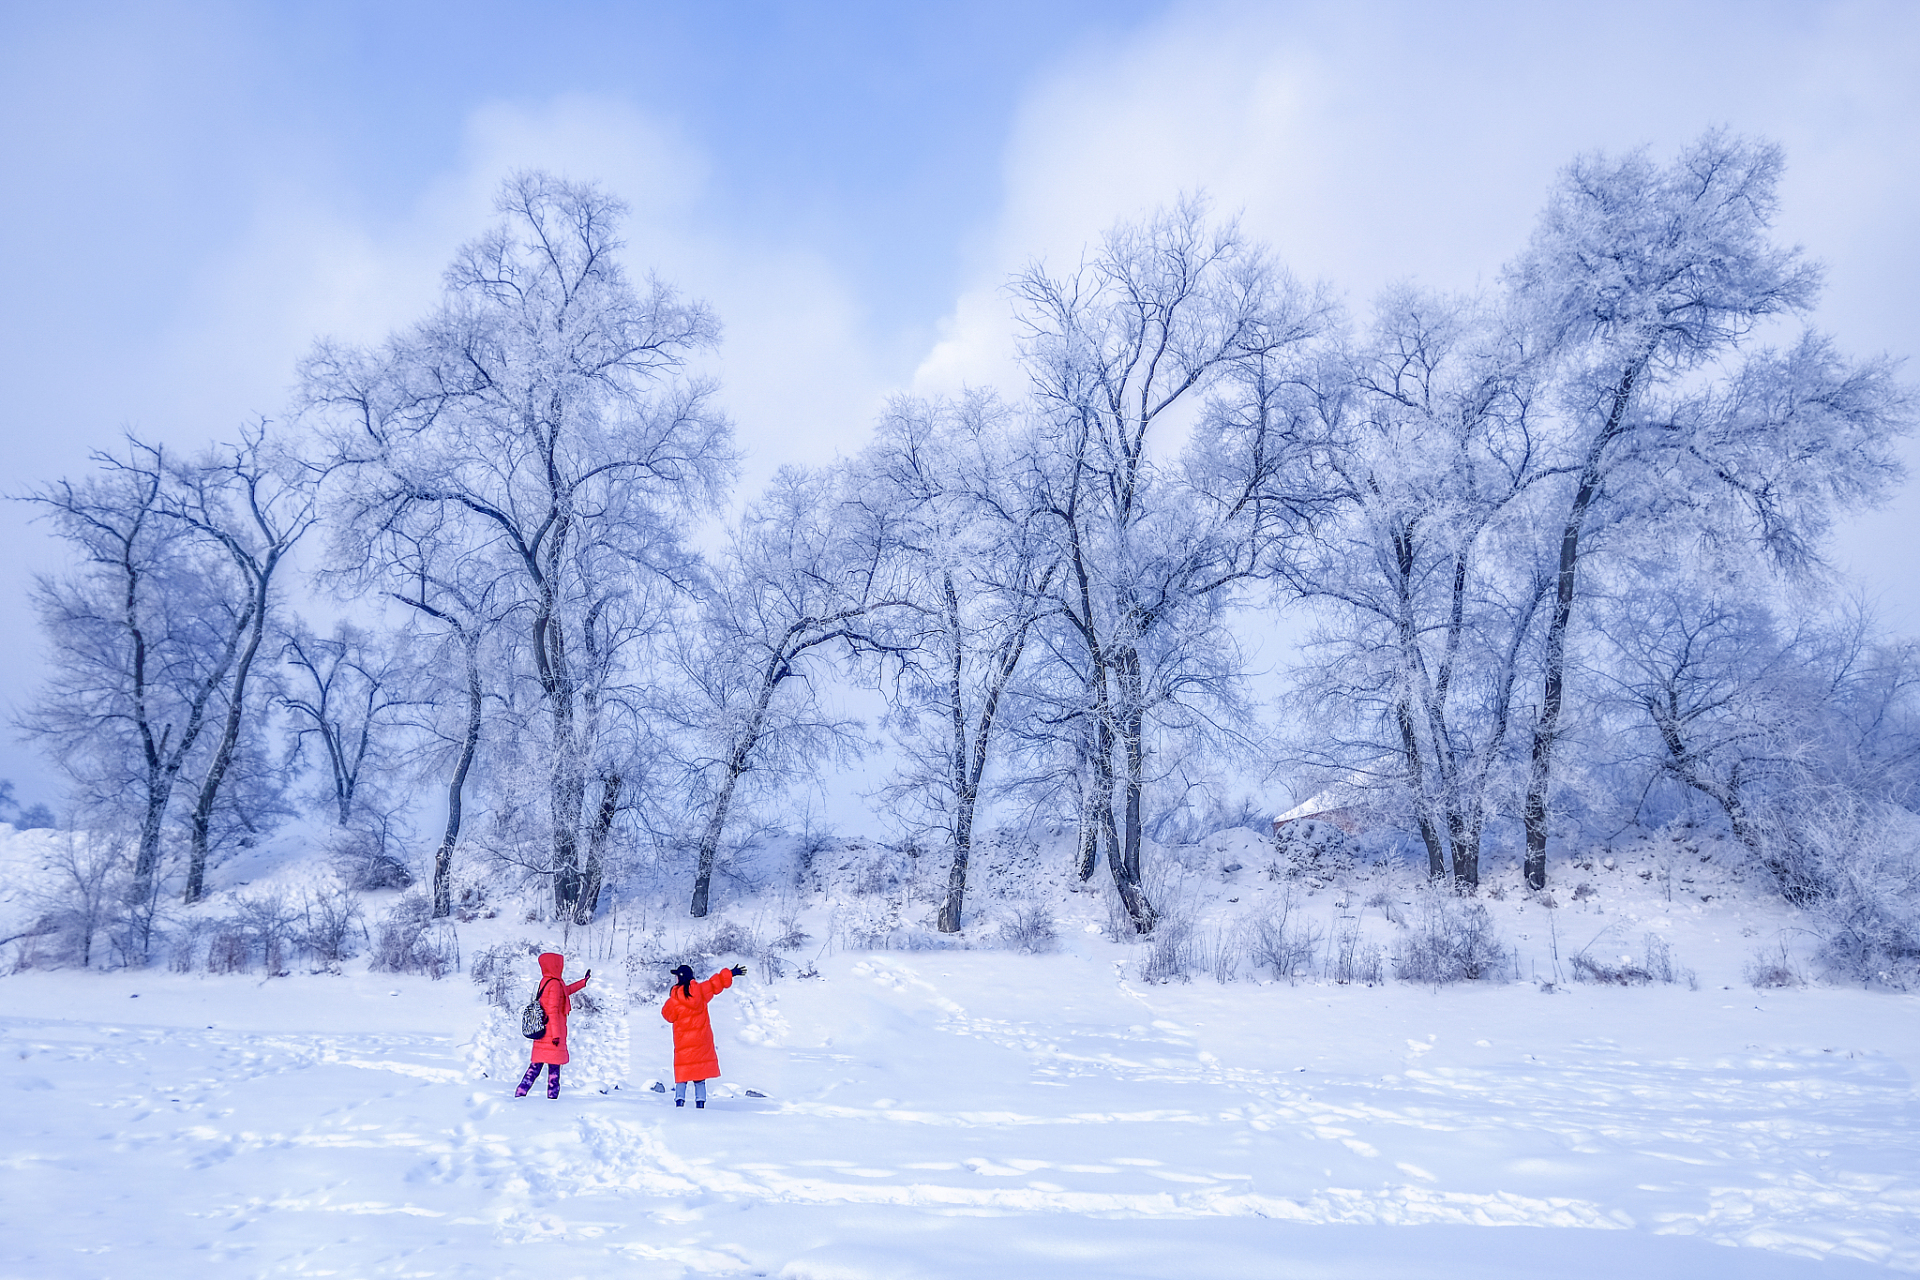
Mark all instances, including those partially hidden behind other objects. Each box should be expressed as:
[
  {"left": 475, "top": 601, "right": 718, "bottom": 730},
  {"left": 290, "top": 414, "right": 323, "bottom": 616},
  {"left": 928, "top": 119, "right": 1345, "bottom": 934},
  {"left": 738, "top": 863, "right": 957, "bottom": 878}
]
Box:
[
  {"left": 515, "top": 952, "right": 590, "bottom": 1100},
  {"left": 662, "top": 963, "right": 745, "bottom": 1108}
]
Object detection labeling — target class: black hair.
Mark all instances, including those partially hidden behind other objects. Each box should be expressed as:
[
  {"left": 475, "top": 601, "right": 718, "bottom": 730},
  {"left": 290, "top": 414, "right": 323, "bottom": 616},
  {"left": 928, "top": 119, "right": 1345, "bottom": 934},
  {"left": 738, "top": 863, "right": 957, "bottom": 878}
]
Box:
[{"left": 671, "top": 964, "right": 694, "bottom": 998}]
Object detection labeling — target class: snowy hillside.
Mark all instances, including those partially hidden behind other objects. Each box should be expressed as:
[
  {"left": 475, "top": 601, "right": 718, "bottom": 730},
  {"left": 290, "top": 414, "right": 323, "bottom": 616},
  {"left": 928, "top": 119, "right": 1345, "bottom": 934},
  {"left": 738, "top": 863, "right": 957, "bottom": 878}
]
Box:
[{"left": 4, "top": 823, "right": 1920, "bottom": 1277}]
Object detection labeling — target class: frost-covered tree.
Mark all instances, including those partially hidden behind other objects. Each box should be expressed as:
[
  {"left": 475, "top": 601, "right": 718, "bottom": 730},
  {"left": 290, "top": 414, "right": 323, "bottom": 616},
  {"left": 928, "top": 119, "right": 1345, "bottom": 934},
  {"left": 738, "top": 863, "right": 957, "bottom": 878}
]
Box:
[
  {"left": 161, "top": 423, "right": 314, "bottom": 902},
  {"left": 1288, "top": 290, "right": 1557, "bottom": 888},
  {"left": 865, "top": 392, "right": 1058, "bottom": 932},
  {"left": 1014, "top": 198, "right": 1331, "bottom": 931},
  {"left": 20, "top": 440, "right": 259, "bottom": 919},
  {"left": 278, "top": 619, "right": 412, "bottom": 830},
  {"left": 1506, "top": 130, "right": 1909, "bottom": 889},
  {"left": 303, "top": 171, "right": 735, "bottom": 919},
  {"left": 1595, "top": 567, "right": 1920, "bottom": 899},
  {"left": 670, "top": 463, "right": 921, "bottom": 918}
]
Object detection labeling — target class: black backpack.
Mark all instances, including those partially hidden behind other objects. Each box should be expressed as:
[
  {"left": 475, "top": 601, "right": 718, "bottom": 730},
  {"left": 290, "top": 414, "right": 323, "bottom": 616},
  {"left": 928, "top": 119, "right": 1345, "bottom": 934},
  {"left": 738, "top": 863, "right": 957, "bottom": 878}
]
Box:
[{"left": 520, "top": 977, "right": 557, "bottom": 1039}]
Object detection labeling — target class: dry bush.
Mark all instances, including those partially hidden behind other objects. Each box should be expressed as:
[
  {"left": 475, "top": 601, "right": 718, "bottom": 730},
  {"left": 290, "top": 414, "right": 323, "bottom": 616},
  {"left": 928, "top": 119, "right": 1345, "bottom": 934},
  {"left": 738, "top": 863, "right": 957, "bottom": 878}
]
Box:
[
  {"left": 623, "top": 917, "right": 772, "bottom": 995},
  {"left": 368, "top": 893, "right": 456, "bottom": 978},
  {"left": 1329, "top": 922, "right": 1385, "bottom": 985},
  {"left": 1138, "top": 914, "right": 1198, "bottom": 984},
  {"left": 233, "top": 891, "right": 300, "bottom": 976},
  {"left": 6, "top": 918, "right": 58, "bottom": 973},
  {"left": 1246, "top": 890, "right": 1320, "bottom": 982},
  {"left": 770, "top": 894, "right": 809, "bottom": 950},
  {"left": 329, "top": 826, "right": 413, "bottom": 892},
  {"left": 1792, "top": 800, "right": 1920, "bottom": 988},
  {"left": 1199, "top": 926, "right": 1242, "bottom": 983},
  {"left": 1744, "top": 937, "right": 1804, "bottom": 989},
  {"left": 206, "top": 926, "right": 250, "bottom": 974},
  {"left": 470, "top": 940, "right": 541, "bottom": 1010},
  {"left": 1572, "top": 932, "right": 1694, "bottom": 988},
  {"left": 1393, "top": 889, "right": 1508, "bottom": 984},
  {"left": 996, "top": 904, "right": 1058, "bottom": 955},
  {"left": 168, "top": 917, "right": 211, "bottom": 974},
  {"left": 298, "top": 880, "right": 365, "bottom": 968}
]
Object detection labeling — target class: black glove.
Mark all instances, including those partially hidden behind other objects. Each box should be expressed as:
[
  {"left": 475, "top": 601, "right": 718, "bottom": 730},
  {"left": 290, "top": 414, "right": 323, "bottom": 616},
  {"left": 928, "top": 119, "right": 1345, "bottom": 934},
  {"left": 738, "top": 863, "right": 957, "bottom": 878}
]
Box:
[
  {"left": 584, "top": 969, "right": 592, "bottom": 981},
  {"left": 731, "top": 965, "right": 747, "bottom": 977}
]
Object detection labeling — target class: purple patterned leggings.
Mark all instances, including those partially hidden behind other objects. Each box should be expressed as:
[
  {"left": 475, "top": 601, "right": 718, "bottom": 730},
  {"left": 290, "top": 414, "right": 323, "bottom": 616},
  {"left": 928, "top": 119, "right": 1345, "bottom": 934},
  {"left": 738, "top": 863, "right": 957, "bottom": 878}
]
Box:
[{"left": 516, "top": 1062, "right": 561, "bottom": 1098}]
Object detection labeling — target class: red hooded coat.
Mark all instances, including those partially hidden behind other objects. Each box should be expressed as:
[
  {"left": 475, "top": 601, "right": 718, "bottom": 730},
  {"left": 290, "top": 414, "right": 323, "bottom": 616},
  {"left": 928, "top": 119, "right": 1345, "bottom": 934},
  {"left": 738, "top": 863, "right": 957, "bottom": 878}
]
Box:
[
  {"left": 529, "top": 952, "right": 589, "bottom": 1065},
  {"left": 661, "top": 968, "right": 734, "bottom": 1082}
]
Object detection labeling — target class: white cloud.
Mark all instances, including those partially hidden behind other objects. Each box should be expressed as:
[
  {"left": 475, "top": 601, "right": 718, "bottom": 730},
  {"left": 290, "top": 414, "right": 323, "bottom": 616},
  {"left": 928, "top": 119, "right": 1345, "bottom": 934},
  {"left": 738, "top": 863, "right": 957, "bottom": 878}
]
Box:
[
  {"left": 139, "top": 93, "right": 888, "bottom": 498},
  {"left": 913, "top": 0, "right": 1920, "bottom": 625}
]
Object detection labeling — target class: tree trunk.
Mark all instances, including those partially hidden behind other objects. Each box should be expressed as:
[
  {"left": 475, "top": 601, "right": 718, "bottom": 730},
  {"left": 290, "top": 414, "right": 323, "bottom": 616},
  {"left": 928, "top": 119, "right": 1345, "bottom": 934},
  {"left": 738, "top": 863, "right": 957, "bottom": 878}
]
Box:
[
  {"left": 1523, "top": 361, "right": 1641, "bottom": 891},
  {"left": 1108, "top": 645, "right": 1157, "bottom": 933},
  {"left": 576, "top": 772, "right": 622, "bottom": 924},
  {"left": 1073, "top": 745, "right": 1100, "bottom": 880},
  {"left": 184, "top": 594, "right": 264, "bottom": 905},
  {"left": 690, "top": 761, "right": 744, "bottom": 919},
  {"left": 1397, "top": 691, "right": 1448, "bottom": 881},
  {"left": 547, "top": 692, "right": 586, "bottom": 916},
  {"left": 938, "top": 788, "right": 977, "bottom": 934},
  {"left": 132, "top": 788, "right": 171, "bottom": 907},
  {"left": 937, "top": 575, "right": 971, "bottom": 933},
  {"left": 431, "top": 628, "right": 483, "bottom": 920},
  {"left": 691, "top": 643, "right": 789, "bottom": 918},
  {"left": 126, "top": 553, "right": 225, "bottom": 905},
  {"left": 936, "top": 607, "right": 1036, "bottom": 933}
]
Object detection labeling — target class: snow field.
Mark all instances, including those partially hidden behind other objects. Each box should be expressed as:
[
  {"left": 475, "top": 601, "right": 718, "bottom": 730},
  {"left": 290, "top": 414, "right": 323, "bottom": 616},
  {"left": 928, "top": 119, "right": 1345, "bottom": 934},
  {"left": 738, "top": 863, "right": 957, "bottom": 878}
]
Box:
[
  {"left": 5, "top": 929, "right": 1920, "bottom": 1279},
  {"left": 4, "top": 820, "right": 1915, "bottom": 1275}
]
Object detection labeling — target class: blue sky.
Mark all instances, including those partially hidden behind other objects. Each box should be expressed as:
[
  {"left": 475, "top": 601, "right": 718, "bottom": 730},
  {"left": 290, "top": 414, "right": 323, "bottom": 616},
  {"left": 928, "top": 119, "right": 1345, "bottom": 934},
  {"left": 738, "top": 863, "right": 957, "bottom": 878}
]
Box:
[{"left": 2, "top": 0, "right": 1918, "bottom": 804}]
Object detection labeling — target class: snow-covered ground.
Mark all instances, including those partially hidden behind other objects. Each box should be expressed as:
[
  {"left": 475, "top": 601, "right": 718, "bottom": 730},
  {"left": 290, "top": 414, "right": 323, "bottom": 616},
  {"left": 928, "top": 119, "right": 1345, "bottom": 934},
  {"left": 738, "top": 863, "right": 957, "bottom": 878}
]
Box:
[{"left": 4, "top": 824, "right": 1919, "bottom": 1277}]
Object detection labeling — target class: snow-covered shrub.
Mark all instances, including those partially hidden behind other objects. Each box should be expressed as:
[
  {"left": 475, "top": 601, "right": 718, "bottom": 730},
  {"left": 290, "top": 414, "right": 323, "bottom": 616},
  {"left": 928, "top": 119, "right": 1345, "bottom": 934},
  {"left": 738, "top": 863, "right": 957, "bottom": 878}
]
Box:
[
  {"left": 296, "top": 880, "right": 364, "bottom": 969},
  {"left": 807, "top": 840, "right": 917, "bottom": 900},
  {"left": 1364, "top": 890, "right": 1406, "bottom": 927},
  {"left": 167, "top": 916, "right": 211, "bottom": 973},
  {"left": 233, "top": 890, "right": 300, "bottom": 976},
  {"left": 470, "top": 940, "right": 540, "bottom": 1010},
  {"left": 450, "top": 877, "right": 496, "bottom": 924},
  {"left": 329, "top": 826, "right": 413, "bottom": 892},
  {"left": 206, "top": 924, "right": 250, "bottom": 974},
  {"left": 700, "top": 918, "right": 761, "bottom": 958},
  {"left": 1328, "top": 922, "right": 1384, "bottom": 985},
  {"left": 1199, "top": 926, "right": 1242, "bottom": 983},
  {"left": 621, "top": 927, "right": 680, "bottom": 995},
  {"left": 24, "top": 831, "right": 123, "bottom": 969},
  {"left": 836, "top": 896, "right": 903, "bottom": 950},
  {"left": 5, "top": 917, "right": 57, "bottom": 973},
  {"left": 996, "top": 904, "right": 1058, "bottom": 954},
  {"left": 1744, "top": 937, "right": 1804, "bottom": 989},
  {"left": 770, "top": 895, "right": 809, "bottom": 950},
  {"left": 1572, "top": 932, "right": 1693, "bottom": 987},
  {"left": 622, "top": 917, "right": 772, "bottom": 994},
  {"left": 368, "top": 893, "right": 456, "bottom": 978},
  {"left": 1246, "top": 890, "right": 1320, "bottom": 982},
  {"left": 1139, "top": 914, "right": 1197, "bottom": 984},
  {"left": 1393, "top": 889, "right": 1508, "bottom": 984},
  {"left": 1797, "top": 801, "right": 1920, "bottom": 987}
]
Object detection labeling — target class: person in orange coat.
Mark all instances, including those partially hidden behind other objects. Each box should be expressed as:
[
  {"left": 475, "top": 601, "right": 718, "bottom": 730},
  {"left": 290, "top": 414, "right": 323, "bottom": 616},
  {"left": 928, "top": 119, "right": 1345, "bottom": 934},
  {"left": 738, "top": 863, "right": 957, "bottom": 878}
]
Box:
[
  {"left": 662, "top": 963, "right": 745, "bottom": 1108},
  {"left": 515, "top": 952, "right": 590, "bottom": 1100}
]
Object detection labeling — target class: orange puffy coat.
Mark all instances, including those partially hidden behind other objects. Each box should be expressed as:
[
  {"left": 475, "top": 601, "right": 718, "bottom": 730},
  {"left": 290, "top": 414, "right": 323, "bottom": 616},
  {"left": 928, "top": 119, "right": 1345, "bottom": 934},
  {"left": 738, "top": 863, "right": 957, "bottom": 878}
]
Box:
[
  {"left": 529, "top": 952, "right": 589, "bottom": 1065},
  {"left": 661, "top": 968, "right": 734, "bottom": 1082}
]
